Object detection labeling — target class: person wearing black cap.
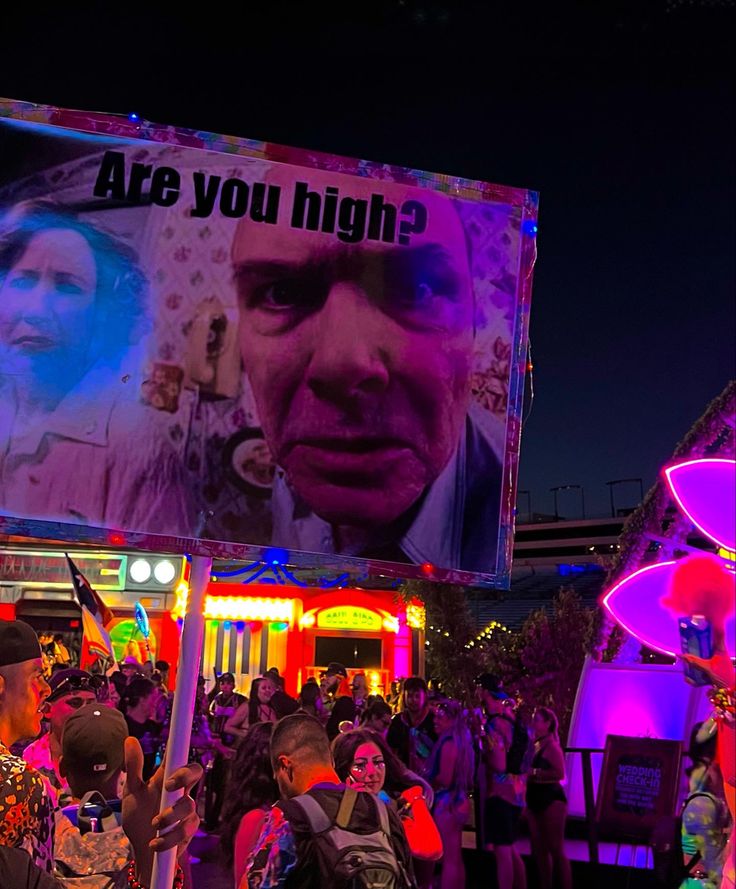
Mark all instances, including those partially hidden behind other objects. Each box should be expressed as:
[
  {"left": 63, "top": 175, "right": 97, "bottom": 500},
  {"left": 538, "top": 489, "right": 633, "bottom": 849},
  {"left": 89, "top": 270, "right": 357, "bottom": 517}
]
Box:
[
  {"left": 318, "top": 661, "right": 348, "bottom": 710},
  {"left": 0, "top": 620, "right": 204, "bottom": 887},
  {"left": 0, "top": 620, "right": 55, "bottom": 874},
  {"left": 319, "top": 662, "right": 356, "bottom": 741},
  {"left": 54, "top": 703, "right": 131, "bottom": 881},
  {"left": 23, "top": 668, "right": 96, "bottom": 801}
]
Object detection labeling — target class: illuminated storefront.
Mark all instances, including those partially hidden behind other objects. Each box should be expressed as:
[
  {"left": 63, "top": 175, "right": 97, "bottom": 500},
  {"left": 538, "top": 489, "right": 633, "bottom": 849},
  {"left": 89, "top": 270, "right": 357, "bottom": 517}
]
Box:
[
  {"left": 0, "top": 546, "right": 425, "bottom": 694},
  {"left": 171, "top": 574, "right": 426, "bottom": 696}
]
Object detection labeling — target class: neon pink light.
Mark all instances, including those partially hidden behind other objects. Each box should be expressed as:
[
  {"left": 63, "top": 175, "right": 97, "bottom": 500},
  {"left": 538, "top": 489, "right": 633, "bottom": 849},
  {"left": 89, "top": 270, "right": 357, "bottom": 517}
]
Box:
[
  {"left": 602, "top": 560, "right": 736, "bottom": 658},
  {"left": 394, "top": 613, "right": 412, "bottom": 679},
  {"left": 602, "top": 561, "right": 680, "bottom": 656},
  {"left": 664, "top": 458, "right": 736, "bottom": 552}
]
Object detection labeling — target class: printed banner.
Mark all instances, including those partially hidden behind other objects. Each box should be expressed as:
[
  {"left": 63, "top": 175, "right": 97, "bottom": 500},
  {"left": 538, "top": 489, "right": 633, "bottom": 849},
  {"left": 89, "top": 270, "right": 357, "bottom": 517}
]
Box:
[{"left": 0, "top": 100, "right": 538, "bottom": 584}]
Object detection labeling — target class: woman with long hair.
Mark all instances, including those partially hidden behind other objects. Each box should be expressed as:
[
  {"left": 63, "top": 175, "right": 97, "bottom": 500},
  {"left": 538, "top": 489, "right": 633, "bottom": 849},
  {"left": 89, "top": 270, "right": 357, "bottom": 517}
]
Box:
[
  {"left": 332, "top": 729, "right": 442, "bottom": 866},
  {"left": 220, "top": 722, "right": 279, "bottom": 885},
  {"left": 224, "top": 675, "right": 278, "bottom": 740},
  {"left": 426, "top": 699, "right": 474, "bottom": 889},
  {"left": 526, "top": 707, "right": 572, "bottom": 889}
]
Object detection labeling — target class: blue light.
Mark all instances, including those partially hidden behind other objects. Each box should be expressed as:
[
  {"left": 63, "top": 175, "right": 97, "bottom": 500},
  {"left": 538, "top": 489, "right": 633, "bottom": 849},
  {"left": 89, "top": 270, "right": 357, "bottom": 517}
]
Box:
[
  {"left": 557, "top": 563, "right": 586, "bottom": 576},
  {"left": 236, "top": 621, "right": 245, "bottom": 631},
  {"left": 128, "top": 112, "right": 140, "bottom": 122},
  {"left": 523, "top": 220, "right": 538, "bottom": 237},
  {"left": 223, "top": 620, "right": 232, "bottom": 631},
  {"left": 263, "top": 547, "right": 289, "bottom": 566}
]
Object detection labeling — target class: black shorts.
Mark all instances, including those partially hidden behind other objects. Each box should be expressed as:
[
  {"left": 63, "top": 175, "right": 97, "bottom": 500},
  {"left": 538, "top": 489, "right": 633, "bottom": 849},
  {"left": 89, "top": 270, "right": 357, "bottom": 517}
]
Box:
[{"left": 484, "top": 797, "right": 523, "bottom": 846}]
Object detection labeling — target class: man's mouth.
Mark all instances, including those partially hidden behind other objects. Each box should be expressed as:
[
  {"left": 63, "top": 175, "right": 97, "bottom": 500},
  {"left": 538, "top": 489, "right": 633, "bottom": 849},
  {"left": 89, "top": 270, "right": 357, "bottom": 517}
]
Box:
[
  {"left": 291, "top": 436, "right": 409, "bottom": 454},
  {"left": 284, "top": 437, "right": 413, "bottom": 480},
  {"left": 11, "top": 334, "right": 56, "bottom": 350}
]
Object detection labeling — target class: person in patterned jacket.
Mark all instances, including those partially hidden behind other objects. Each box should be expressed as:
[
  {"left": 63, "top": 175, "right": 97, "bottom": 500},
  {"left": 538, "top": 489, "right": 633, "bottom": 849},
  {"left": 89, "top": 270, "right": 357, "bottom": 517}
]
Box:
[
  {"left": 0, "top": 620, "right": 55, "bottom": 874},
  {"left": 1, "top": 619, "right": 204, "bottom": 887}
]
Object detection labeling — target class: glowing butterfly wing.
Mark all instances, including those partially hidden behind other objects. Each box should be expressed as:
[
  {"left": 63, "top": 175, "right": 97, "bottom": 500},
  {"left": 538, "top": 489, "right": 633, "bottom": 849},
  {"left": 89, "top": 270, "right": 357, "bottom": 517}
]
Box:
[
  {"left": 664, "top": 458, "right": 736, "bottom": 552},
  {"left": 601, "top": 561, "right": 736, "bottom": 658}
]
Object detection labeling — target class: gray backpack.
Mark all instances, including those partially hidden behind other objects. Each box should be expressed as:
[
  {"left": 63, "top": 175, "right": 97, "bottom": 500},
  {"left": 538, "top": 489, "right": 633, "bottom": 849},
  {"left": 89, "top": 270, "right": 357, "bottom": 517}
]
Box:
[{"left": 277, "top": 786, "right": 415, "bottom": 889}]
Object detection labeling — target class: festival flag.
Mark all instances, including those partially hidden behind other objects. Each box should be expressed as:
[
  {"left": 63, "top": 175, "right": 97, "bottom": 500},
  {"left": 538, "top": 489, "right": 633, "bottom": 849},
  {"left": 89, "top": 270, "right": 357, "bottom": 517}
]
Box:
[
  {"left": 79, "top": 605, "right": 114, "bottom": 668},
  {"left": 65, "top": 554, "right": 115, "bottom": 625},
  {"left": 65, "top": 554, "right": 115, "bottom": 668}
]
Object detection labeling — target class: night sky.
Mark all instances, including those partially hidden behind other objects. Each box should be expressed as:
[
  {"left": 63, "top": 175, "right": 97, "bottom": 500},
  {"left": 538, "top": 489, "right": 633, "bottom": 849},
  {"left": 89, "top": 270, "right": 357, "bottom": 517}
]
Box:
[{"left": 2, "top": 2, "right": 733, "bottom": 519}]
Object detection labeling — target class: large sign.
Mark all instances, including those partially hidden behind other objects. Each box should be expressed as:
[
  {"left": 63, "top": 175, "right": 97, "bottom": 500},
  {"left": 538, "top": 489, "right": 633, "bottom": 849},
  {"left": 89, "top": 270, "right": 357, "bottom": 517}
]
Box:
[
  {"left": 0, "top": 550, "right": 126, "bottom": 590},
  {"left": 596, "top": 735, "right": 682, "bottom": 841},
  {"left": 316, "top": 606, "right": 383, "bottom": 632},
  {"left": 0, "top": 100, "right": 538, "bottom": 584}
]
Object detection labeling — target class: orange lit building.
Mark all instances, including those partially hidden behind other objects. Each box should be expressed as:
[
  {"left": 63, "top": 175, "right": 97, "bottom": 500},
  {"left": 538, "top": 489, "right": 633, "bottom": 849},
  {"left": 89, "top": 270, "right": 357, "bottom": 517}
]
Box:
[
  {"left": 0, "top": 545, "right": 425, "bottom": 696},
  {"left": 172, "top": 571, "right": 426, "bottom": 696}
]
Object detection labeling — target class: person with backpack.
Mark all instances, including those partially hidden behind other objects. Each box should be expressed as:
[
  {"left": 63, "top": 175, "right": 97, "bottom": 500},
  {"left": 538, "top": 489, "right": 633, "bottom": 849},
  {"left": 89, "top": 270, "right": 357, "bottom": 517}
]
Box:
[
  {"left": 55, "top": 703, "right": 131, "bottom": 886},
  {"left": 475, "top": 673, "right": 529, "bottom": 889},
  {"left": 242, "top": 712, "right": 417, "bottom": 889},
  {"left": 332, "top": 727, "right": 442, "bottom": 866}
]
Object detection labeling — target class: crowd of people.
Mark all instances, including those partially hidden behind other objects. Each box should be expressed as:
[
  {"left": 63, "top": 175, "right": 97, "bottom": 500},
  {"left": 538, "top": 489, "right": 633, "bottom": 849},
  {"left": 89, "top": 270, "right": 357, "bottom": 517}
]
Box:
[
  {"left": 0, "top": 620, "right": 201, "bottom": 889},
  {"left": 199, "top": 663, "right": 573, "bottom": 889},
  {"left": 1, "top": 620, "right": 579, "bottom": 889},
  {"left": 7, "top": 620, "right": 732, "bottom": 889}
]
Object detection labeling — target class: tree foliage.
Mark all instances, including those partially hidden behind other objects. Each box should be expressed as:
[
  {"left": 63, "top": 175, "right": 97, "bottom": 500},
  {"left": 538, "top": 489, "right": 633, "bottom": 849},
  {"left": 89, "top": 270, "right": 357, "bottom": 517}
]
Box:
[{"left": 402, "top": 580, "right": 599, "bottom": 739}]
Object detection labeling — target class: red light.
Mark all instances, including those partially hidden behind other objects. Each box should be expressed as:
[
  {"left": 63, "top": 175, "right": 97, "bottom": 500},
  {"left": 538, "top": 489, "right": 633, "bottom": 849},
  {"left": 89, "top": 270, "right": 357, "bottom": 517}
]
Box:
[
  {"left": 421, "top": 562, "right": 434, "bottom": 576},
  {"left": 69, "top": 620, "right": 80, "bottom": 628},
  {"left": 108, "top": 531, "right": 126, "bottom": 546}
]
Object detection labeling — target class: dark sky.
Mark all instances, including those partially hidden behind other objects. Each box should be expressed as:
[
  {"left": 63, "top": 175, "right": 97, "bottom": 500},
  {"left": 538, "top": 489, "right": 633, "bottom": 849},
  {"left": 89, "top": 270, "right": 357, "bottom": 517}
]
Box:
[{"left": 2, "top": 2, "right": 734, "bottom": 519}]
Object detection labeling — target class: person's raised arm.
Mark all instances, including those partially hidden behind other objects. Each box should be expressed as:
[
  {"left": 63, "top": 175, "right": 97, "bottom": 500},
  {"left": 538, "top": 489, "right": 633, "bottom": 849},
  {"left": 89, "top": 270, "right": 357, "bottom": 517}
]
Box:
[{"left": 122, "top": 736, "right": 203, "bottom": 887}]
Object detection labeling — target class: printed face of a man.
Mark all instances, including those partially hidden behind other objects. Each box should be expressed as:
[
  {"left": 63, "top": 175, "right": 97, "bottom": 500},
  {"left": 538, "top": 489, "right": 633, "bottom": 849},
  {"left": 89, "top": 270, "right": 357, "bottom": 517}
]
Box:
[{"left": 233, "top": 169, "right": 474, "bottom": 528}]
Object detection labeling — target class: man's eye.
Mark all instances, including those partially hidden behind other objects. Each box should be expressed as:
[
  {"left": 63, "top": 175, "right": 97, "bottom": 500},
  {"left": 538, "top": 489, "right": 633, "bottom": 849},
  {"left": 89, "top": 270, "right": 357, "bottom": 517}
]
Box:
[
  {"left": 253, "top": 279, "right": 324, "bottom": 312},
  {"left": 259, "top": 281, "right": 302, "bottom": 308},
  {"left": 407, "top": 282, "right": 435, "bottom": 306}
]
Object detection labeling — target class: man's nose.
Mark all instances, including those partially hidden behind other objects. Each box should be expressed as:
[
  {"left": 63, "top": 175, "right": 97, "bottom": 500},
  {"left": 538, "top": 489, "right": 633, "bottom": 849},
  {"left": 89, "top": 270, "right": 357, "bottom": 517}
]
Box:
[
  {"left": 39, "top": 675, "right": 51, "bottom": 701},
  {"left": 306, "top": 283, "right": 390, "bottom": 403}
]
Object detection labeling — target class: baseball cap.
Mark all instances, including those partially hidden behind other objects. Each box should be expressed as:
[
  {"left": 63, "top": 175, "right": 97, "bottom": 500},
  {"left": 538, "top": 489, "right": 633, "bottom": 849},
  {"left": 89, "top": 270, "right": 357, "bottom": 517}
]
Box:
[
  {"left": 219, "top": 672, "right": 235, "bottom": 683},
  {"left": 475, "top": 673, "right": 507, "bottom": 699},
  {"left": 62, "top": 703, "right": 127, "bottom": 777},
  {"left": 47, "top": 668, "right": 93, "bottom": 703},
  {"left": 321, "top": 662, "right": 348, "bottom": 679},
  {"left": 0, "top": 620, "right": 42, "bottom": 667}
]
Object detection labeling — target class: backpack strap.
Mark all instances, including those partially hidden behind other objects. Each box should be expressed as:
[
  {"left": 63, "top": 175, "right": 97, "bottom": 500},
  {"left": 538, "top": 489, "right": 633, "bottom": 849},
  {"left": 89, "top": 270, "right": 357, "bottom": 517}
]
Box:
[
  {"left": 77, "top": 790, "right": 118, "bottom": 834},
  {"left": 370, "top": 792, "right": 391, "bottom": 837},
  {"left": 335, "top": 786, "right": 358, "bottom": 829},
  {"left": 288, "top": 792, "right": 333, "bottom": 834}
]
